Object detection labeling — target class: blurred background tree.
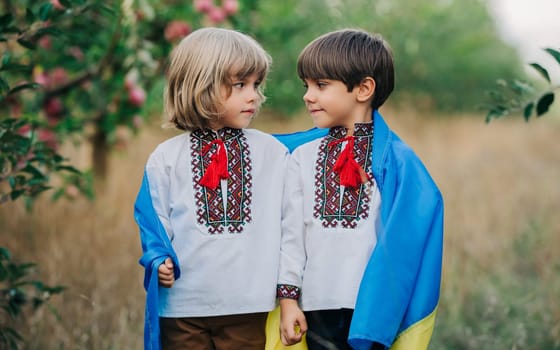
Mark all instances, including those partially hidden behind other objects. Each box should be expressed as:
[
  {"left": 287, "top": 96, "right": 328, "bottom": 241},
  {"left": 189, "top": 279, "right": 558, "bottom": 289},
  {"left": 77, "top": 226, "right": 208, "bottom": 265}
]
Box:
[
  {"left": 484, "top": 47, "right": 559, "bottom": 122},
  {"left": 304, "top": 0, "right": 524, "bottom": 111},
  {"left": 2, "top": 0, "right": 523, "bottom": 189}
]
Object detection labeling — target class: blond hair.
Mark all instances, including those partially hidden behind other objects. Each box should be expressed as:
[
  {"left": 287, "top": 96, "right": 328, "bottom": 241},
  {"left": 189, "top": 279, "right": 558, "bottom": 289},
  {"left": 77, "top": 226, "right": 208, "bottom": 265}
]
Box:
[{"left": 164, "top": 27, "right": 271, "bottom": 131}]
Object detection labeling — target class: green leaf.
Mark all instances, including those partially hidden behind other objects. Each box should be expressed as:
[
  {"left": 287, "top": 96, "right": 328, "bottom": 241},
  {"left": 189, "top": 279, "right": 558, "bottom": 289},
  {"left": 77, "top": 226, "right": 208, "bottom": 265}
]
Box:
[
  {"left": 46, "top": 285, "right": 66, "bottom": 294},
  {"left": 8, "top": 176, "right": 16, "bottom": 188},
  {"left": 51, "top": 188, "right": 65, "bottom": 201},
  {"left": 2, "top": 26, "right": 21, "bottom": 34},
  {"left": 544, "top": 48, "right": 560, "bottom": 66},
  {"left": 28, "top": 178, "right": 48, "bottom": 186},
  {"left": 0, "top": 62, "right": 32, "bottom": 73},
  {"left": 509, "top": 79, "right": 533, "bottom": 95},
  {"left": 0, "top": 247, "right": 11, "bottom": 260},
  {"left": 1, "top": 52, "right": 10, "bottom": 65},
  {"left": 25, "top": 8, "right": 37, "bottom": 24},
  {"left": 39, "top": 3, "right": 54, "bottom": 21},
  {"left": 8, "top": 83, "right": 41, "bottom": 95},
  {"left": 523, "top": 102, "right": 534, "bottom": 122},
  {"left": 21, "top": 164, "right": 45, "bottom": 178},
  {"left": 59, "top": 0, "right": 72, "bottom": 8},
  {"left": 55, "top": 165, "right": 81, "bottom": 174},
  {"left": 10, "top": 189, "right": 25, "bottom": 200},
  {"left": 486, "top": 89, "right": 506, "bottom": 104},
  {"left": 37, "top": 26, "right": 63, "bottom": 37},
  {"left": 17, "top": 38, "right": 37, "bottom": 50},
  {"left": 536, "top": 93, "right": 554, "bottom": 116},
  {"left": 98, "top": 4, "right": 117, "bottom": 16},
  {"left": 485, "top": 105, "right": 508, "bottom": 123},
  {"left": 0, "top": 13, "right": 13, "bottom": 28},
  {"left": 529, "top": 63, "right": 550, "bottom": 83},
  {"left": 0, "top": 76, "right": 9, "bottom": 93},
  {"left": 33, "top": 297, "right": 45, "bottom": 309}
]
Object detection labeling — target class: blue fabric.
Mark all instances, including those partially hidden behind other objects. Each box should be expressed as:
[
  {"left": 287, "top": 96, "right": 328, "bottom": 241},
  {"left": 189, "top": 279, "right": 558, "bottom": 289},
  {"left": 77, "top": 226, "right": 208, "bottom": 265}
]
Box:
[
  {"left": 348, "top": 111, "right": 443, "bottom": 349},
  {"left": 272, "top": 127, "right": 328, "bottom": 153},
  {"left": 134, "top": 172, "right": 180, "bottom": 350}
]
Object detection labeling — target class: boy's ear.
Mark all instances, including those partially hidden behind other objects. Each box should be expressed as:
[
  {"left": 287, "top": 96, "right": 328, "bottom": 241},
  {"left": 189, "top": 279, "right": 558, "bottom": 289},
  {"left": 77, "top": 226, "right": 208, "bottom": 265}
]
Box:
[{"left": 356, "top": 77, "right": 376, "bottom": 102}]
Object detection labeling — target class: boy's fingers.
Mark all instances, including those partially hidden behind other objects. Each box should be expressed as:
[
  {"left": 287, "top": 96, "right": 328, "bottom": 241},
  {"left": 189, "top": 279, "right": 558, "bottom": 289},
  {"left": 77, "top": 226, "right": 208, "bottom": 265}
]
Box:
[
  {"left": 298, "top": 318, "right": 308, "bottom": 333},
  {"left": 160, "top": 280, "right": 173, "bottom": 288},
  {"left": 165, "top": 257, "right": 174, "bottom": 269},
  {"left": 281, "top": 333, "right": 298, "bottom": 346},
  {"left": 283, "top": 324, "right": 303, "bottom": 345},
  {"left": 159, "top": 273, "right": 173, "bottom": 281},
  {"left": 280, "top": 332, "right": 289, "bottom": 346}
]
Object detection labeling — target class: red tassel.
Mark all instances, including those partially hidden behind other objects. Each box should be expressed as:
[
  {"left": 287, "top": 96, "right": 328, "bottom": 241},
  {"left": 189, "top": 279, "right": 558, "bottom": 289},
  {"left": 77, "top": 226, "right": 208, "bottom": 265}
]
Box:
[
  {"left": 329, "top": 136, "right": 368, "bottom": 188},
  {"left": 200, "top": 139, "right": 230, "bottom": 189}
]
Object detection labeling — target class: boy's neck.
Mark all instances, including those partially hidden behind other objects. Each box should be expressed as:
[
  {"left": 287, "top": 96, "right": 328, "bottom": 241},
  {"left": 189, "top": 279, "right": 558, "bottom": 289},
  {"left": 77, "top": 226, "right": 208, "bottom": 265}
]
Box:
[{"left": 343, "top": 106, "right": 373, "bottom": 135}]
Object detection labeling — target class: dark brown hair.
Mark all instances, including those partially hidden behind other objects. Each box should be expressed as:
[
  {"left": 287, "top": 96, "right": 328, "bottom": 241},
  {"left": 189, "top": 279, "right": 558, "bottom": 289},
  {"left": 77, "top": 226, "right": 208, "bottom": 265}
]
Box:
[{"left": 297, "top": 29, "right": 394, "bottom": 110}]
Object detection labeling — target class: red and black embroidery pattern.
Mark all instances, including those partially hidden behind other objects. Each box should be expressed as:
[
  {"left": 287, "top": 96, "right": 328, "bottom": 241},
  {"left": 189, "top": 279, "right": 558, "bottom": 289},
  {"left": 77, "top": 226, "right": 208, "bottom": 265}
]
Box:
[
  {"left": 276, "top": 284, "right": 301, "bottom": 300},
  {"left": 191, "top": 128, "right": 252, "bottom": 233},
  {"left": 313, "top": 123, "right": 373, "bottom": 228}
]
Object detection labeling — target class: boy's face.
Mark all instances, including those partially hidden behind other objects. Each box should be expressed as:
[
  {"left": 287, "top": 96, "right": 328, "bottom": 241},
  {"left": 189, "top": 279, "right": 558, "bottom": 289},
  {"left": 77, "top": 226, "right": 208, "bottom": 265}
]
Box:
[
  {"left": 213, "top": 73, "right": 261, "bottom": 130},
  {"left": 302, "top": 79, "right": 364, "bottom": 130}
]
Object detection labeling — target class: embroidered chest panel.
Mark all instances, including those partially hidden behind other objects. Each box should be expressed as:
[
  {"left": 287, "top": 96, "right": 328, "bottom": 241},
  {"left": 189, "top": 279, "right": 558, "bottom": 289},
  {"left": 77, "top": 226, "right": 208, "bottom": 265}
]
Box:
[
  {"left": 314, "top": 124, "right": 373, "bottom": 229},
  {"left": 190, "top": 128, "right": 252, "bottom": 234}
]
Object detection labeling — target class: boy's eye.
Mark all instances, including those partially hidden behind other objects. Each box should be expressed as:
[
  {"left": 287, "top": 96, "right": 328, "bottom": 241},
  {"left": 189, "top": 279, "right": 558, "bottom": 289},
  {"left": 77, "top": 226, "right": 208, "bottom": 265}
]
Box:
[
  {"left": 317, "top": 81, "right": 327, "bottom": 88},
  {"left": 232, "top": 82, "right": 244, "bottom": 88}
]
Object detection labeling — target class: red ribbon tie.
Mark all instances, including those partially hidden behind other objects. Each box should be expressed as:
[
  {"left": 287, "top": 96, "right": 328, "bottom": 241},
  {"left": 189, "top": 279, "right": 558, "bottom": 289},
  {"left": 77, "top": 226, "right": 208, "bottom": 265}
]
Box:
[
  {"left": 200, "top": 139, "right": 230, "bottom": 189},
  {"left": 328, "top": 136, "right": 369, "bottom": 189}
]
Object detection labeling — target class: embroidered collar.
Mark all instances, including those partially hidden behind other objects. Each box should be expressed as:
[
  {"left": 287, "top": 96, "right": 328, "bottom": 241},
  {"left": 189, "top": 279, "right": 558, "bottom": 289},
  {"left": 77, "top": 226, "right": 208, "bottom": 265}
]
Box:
[
  {"left": 192, "top": 127, "right": 243, "bottom": 141},
  {"left": 328, "top": 122, "right": 373, "bottom": 139}
]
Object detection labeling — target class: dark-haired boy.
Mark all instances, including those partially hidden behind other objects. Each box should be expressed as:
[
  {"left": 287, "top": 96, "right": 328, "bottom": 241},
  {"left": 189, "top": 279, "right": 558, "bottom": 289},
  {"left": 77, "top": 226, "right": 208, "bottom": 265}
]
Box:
[{"left": 276, "top": 29, "right": 444, "bottom": 350}]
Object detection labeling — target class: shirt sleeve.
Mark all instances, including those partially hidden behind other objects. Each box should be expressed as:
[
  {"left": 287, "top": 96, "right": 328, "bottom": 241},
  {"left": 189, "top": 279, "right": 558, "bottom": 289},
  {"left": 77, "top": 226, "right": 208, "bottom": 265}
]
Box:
[
  {"left": 277, "top": 149, "right": 306, "bottom": 299},
  {"left": 144, "top": 150, "right": 173, "bottom": 241}
]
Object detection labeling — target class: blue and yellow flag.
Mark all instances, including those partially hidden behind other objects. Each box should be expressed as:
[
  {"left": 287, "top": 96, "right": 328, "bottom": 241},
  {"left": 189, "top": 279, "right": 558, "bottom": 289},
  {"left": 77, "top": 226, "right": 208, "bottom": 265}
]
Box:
[{"left": 271, "top": 110, "right": 444, "bottom": 350}]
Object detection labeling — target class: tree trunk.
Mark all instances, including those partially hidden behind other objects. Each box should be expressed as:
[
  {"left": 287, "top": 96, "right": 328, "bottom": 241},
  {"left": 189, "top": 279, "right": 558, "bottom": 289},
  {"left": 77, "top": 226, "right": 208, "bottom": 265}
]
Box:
[{"left": 91, "top": 128, "right": 109, "bottom": 182}]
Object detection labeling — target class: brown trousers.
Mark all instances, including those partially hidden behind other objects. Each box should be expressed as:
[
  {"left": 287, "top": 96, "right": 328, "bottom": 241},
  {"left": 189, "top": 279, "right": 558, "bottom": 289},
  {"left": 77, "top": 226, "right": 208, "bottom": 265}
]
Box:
[{"left": 160, "top": 312, "right": 267, "bottom": 350}]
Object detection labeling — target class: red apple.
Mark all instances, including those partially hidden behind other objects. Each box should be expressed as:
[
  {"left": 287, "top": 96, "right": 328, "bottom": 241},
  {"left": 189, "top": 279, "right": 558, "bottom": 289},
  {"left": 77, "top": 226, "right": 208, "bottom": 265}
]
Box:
[
  {"left": 38, "top": 129, "right": 58, "bottom": 149},
  {"left": 222, "top": 0, "right": 239, "bottom": 15},
  {"left": 164, "top": 20, "right": 192, "bottom": 43},
  {"left": 207, "top": 6, "right": 226, "bottom": 23},
  {"left": 44, "top": 98, "right": 64, "bottom": 121},
  {"left": 128, "top": 85, "right": 146, "bottom": 107},
  {"left": 51, "top": 0, "right": 64, "bottom": 10},
  {"left": 194, "top": 0, "right": 213, "bottom": 13}
]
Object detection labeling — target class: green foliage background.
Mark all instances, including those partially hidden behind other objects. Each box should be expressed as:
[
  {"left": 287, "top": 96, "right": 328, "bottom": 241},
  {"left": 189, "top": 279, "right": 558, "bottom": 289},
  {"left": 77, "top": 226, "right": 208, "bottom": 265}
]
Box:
[{"left": 247, "top": 0, "right": 523, "bottom": 114}]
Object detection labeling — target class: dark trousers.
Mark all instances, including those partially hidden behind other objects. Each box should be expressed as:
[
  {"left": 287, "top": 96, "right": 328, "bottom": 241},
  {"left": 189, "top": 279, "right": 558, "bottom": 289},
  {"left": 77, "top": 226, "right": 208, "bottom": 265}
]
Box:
[
  {"left": 304, "top": 309, "right": 386, "bottom": 350},
  {"left": 160, "top": 312, "right": 267, "bottom": 350},
  {"left": 304, "top": 309, "right": 354, "bottom": 350}
]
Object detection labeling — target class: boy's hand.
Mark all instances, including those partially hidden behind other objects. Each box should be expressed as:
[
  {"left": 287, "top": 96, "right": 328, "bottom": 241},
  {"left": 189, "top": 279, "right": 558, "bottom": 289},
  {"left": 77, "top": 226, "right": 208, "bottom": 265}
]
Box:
[
  {"left": 279, "top": 298, "right": 307, "bottom": 346},
  {"left": 158, "top": 257, "right": 175, "bottom": 288}
]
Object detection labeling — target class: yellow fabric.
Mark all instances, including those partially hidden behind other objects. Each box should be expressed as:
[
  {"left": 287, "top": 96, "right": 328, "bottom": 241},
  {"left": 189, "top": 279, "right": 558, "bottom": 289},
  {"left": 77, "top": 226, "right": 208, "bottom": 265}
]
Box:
[
  {"left": 265, "top": 306, "right": 308, "bottom": 350},
  {"left": 266, "top": 306, "right": 436, "bottom": 350},
  {"left": 390, "top": 308, "right": 437, "bottom": 350}
]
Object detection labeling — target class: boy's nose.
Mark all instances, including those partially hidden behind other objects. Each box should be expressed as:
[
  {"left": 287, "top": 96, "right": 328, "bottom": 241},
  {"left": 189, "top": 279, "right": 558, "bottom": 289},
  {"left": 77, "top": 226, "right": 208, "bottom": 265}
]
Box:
[
  {"left": 303, "top": 90, "right": 314, "bottom": 103},
  {"left": 246, "top": 88, "right": 257, "bottom": 102}
]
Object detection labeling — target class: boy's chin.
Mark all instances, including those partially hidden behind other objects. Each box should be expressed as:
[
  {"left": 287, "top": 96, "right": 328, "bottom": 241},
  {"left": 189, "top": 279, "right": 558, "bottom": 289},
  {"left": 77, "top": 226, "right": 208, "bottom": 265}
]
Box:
[{"left": 312, "top": 120, "right": 335, "bottom": 129}]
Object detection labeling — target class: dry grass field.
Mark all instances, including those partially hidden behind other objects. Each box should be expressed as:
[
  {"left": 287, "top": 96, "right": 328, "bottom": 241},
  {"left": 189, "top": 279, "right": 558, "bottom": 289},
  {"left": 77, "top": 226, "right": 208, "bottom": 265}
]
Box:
[{"left": 1, "top": 107, "right": 559, "bottom": 349}]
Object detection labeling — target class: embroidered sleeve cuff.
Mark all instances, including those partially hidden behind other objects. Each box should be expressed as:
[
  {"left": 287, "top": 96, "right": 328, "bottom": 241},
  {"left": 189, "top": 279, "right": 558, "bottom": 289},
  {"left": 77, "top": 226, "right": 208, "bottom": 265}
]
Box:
[{"left": 277, "top": 284, "right": 301, "bottom": 299}]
